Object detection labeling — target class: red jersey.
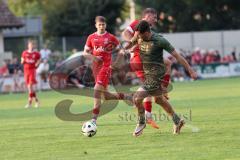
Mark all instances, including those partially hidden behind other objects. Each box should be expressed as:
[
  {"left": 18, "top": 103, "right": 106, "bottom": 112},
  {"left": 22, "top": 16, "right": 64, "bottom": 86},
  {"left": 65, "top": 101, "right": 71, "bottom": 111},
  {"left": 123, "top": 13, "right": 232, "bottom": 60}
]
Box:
[
  {"left": 21, "top": 50, "right": 41, "bottom": 71},
  {"left": 85, "top": 32, "right": 119, "bottom": 68},
  {"left": 127, "top": 20, "right": 140, "bottom": 35},
  {"left": 126, "top": 20, "right": 144, "bottom": 80},
  {"left": 126, "top": 20, "right": 140, "bottom": 53}
]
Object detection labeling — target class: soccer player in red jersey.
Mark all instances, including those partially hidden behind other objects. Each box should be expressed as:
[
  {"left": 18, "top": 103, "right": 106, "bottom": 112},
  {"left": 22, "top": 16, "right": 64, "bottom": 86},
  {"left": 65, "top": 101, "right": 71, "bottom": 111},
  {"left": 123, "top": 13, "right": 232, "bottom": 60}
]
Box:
[
  {"left": 83, "top": 16, "right": 132, "bottom": 124},
  {"left": 21, "top": 39, "right": 41, "bottom": 108},
  {"left": 122, "top": 8, "right": 173, "bottom": 129}
]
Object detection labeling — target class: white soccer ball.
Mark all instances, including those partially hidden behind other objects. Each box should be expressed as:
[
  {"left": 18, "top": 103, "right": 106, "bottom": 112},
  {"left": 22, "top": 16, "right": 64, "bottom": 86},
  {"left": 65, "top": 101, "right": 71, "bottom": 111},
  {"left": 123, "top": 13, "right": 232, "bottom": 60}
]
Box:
[{"left": 81, "top": 121, "right": 97, "bottom": 137}]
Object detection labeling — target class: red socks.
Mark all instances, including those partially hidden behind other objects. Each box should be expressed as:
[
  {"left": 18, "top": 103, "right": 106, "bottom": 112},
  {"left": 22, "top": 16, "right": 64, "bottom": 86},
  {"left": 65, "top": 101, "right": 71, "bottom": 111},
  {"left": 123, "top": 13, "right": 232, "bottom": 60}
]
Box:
[
  {"left": 162, "top": 74, "right": 170, "bottom": 88},
  {"left": 29, "top": 92, "right": 34, "bottom": 98},
  {"left": 144, "top": 101, "right": 152, "bottom": 113},
  {"left": 29, "top": 92, "right": 38, "bottom": 103},
  {"left": 92, "top": 108, "right": 100, "bottom": 120},
  {"left": 92, "top": 108, "right": 100, "bottom": 115}
]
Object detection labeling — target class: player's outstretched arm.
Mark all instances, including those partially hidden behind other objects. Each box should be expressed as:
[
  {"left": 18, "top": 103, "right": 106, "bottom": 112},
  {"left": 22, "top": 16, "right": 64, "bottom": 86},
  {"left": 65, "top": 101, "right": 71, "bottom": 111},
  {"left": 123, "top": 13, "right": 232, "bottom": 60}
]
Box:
[
  {"left": 122, "top": 29, "right": 139, "bottom": 50},
  {"left": 122, "top": 29, "right": 133, "bottom": 41},
  {"left": 123, "top": 32, "right": 139, "bottom": 51},
  {"left": 171, "top": 50, "right": 197, "bottom": 79}
]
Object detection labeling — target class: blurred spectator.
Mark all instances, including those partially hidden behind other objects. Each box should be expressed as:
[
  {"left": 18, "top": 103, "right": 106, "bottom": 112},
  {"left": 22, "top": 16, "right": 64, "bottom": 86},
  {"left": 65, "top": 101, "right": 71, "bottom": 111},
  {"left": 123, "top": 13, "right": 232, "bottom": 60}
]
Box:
[
  {"left": 205, "top": 50, "right": 215, "bottom": 64},
  {"left": 221, "top": 54, "right": 234, "bottom": 63},
  {"left": 40, "top": 44, "right": 52, "bottom": 60},
  {"left": 231, "top": 47, "right": 237, "bottom": 61},
  {"left": 13, "top": 69, "right": 25, "bottom": 92},
  {"left": 72, "top": 48, "right": 78, "bottom": 54},
  {"left": 172, "top": 68, "right": 185, "bottom": 81},
  {"left": 7, "top": 57, "right": 22, "bottom": 74},
  {"left": 37, "top": 59, "right": 50, "bottom": 82},
  {"left": 191, "top": 47, "right": 202, "bottom": 64},
  {"left": 66, "top": 65, "right": 95, "bottom": 88},
  {"left": 190, "top": 49, "right": 223, "bottom": 64},
  {"left": 214, "top": 50, "right": 221, "bottom": 62},
  {"left": 169, "top": 55, "right": 185, "bottom": 81},
  {"left": 55, "top": 57, "right": 64, "bottom": 68},
  {"left": 67, "top": 69, "right": 85, "bottom": 89},
  {"left": 0, "top": 61, "right": 9, "bottom": 77},
  {"left": 37, "top": 59, "right": 50, "bottom": 90}
]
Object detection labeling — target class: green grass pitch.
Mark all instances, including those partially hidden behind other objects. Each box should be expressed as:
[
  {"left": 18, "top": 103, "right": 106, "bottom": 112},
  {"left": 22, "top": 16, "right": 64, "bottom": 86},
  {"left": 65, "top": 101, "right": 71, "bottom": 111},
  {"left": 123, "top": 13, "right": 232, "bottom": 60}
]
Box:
[{"left": 0, "top": 77, "right": 240, "bottom": 160}]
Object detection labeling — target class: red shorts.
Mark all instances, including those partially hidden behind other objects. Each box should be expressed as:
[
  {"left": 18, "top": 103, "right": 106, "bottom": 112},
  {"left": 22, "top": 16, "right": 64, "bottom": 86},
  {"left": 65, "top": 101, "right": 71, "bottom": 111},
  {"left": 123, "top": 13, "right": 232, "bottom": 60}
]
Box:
[
  {"left": 92, "top": 64, "right": 111, "bottom": 88},
  {"left": 130, "top": 52, "right": 145, "bottom": 81},
  {"left": 24, "top": 70, "right": 37, "bottom": 85}
]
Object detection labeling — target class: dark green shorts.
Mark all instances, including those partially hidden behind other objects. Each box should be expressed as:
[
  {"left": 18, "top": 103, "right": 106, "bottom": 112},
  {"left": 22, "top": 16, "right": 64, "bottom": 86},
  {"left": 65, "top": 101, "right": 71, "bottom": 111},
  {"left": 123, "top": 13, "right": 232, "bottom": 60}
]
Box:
[
  {"left": 142, "top": 76, "right": 164, "bottom": 95},
  {"left": 142, "top": 64, "right": 166, "bottom": 95}
]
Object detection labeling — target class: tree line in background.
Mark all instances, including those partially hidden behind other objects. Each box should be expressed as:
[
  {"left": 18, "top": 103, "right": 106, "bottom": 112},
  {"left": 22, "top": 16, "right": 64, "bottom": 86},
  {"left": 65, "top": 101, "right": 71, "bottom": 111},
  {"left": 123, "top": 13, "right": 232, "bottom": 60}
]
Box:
[
  {"left": 7, "top": 0, "right": 240, "bottom": 37},
  {"left": 7, "top": 0, "right": 124, "bottom": 37},
  {"left": 136, "top": 0, "right": 240, "bottom": 33}
]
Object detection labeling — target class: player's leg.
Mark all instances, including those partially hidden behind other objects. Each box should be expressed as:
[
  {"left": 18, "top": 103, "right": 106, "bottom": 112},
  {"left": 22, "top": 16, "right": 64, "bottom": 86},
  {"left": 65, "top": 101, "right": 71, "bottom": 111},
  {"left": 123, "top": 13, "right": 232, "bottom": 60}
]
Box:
[
  {"left": 162, "top": 58, "right": 172, "bottom": 100},
  {"left": 91, "top": 83, "right": 104, "bottom": 124},
  {"left": 143, "top": 96, "right": 159, "bottom": 129},
  {"left": 130, "top": 53, "right": 158, "bottom": 127},
  {"left": 132, "top": 87, "right": 149, "bottom": 136},
  {"left": 144, "top": 96, "right": 152, "bottom": 119},
  {"left": 103, "top": 90, "right": 133, "bottom": 104},
  {"left": 95, "top": 65, "right": 134, "bottom": 104},
  {"left": 29, "top": 71, "right": 39, "bottom": 107},
  {"left": 32, "top": 85, "right": 39, "bottom": 108},
  {"left": 24, "top": 72, "right": 32, "bottom": 108},
  {"left": 92, "top": 85, "right": 133, "bottom": 124},
  {"left": 25, "top": 84, "right": 33, "bottom": 108},
  {"left": 91, "top": 65, "right": 109, "bottom": 123},
  {"left": 135, "top": 74, "right": 159, "bottom": 129},
  {"left": 154, "top": 95, "right": 185, "bottom": 134},
  {"left": 134, "top": 75, "right": 159, "bottom": 128}
]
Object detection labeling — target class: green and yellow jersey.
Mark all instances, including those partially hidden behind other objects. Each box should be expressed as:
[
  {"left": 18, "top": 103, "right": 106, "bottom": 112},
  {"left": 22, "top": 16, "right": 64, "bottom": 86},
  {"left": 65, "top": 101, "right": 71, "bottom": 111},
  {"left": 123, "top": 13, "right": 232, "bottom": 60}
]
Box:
[{"left": 134, "top": 32, "right": 175, "bottom": 92}]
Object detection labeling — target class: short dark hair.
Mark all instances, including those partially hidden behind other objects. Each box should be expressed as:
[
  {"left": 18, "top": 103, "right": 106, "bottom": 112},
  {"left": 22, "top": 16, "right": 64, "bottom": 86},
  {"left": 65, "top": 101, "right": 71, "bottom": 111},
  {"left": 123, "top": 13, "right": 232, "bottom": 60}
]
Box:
[
  {"left": 136, "top": 20, "right": 150, "bottom": 34},
  {"left": 28, "top": 39, "right": 36, "bottom": 44},
  {"left": 95, "top": 16, "right": 106, "bottom": 23},
  {"left": 142, "top": 8, "right": 157, "bottom": 17}
]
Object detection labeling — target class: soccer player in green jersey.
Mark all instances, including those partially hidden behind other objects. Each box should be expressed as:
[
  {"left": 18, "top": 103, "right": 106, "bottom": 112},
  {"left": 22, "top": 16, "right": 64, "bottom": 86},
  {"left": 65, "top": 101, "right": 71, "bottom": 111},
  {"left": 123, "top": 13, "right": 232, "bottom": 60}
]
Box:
[{"left": 127, "top": 20, "right": 197, "bottom": 136}]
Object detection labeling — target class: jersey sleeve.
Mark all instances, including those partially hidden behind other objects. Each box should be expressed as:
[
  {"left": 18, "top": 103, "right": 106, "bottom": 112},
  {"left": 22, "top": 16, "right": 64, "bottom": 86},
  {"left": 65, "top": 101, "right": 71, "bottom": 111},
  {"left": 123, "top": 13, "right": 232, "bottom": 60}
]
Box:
[
  {"left": 158, "top": 37, "right": 175, "bottom": 54},
  {"left": 126, "top": 20, "right": 139, "bottom": 34},
  {"left": 85, "top": 35, "right": 93, "bottom": 50}
]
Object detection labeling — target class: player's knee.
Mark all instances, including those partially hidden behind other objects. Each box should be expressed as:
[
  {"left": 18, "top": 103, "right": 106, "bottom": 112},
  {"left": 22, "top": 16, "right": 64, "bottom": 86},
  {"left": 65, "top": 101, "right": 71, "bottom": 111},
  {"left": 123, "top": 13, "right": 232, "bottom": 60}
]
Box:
[
  {"left": 134, "top": 96, "right": 143, "bottom": 106},
  {"left": 143, "top": 96, "right": 152, "bottom": 102},
  {"left": 104, "top": 94, "right": 109, "bottom": 100},
  {"left": 155, "top": 96, "right": 164, "bottom": 105},
  {"left": 103, "top": 92, "right": 111, "bottom": 100},
  {"left": 93, "top": 103, "right": 101, "bottom": 109}
]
